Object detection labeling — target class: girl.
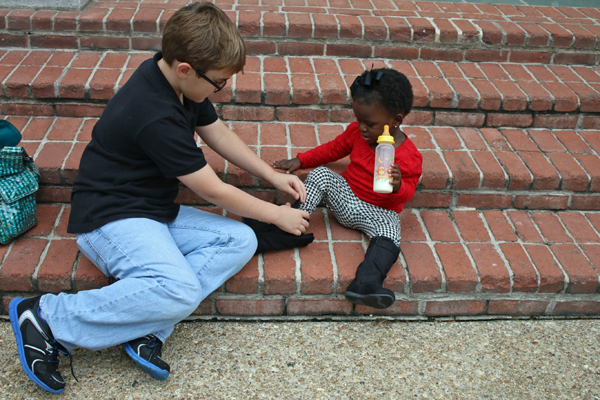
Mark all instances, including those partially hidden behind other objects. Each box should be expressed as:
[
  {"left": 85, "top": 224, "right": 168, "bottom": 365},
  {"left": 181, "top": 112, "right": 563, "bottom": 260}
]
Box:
[{"left": 274, "top": 68, "right": 422, "bottom": 309}]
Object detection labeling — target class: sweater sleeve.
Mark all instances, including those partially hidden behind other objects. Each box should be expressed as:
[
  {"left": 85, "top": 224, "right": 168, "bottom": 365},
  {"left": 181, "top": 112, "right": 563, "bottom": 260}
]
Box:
[
  {"left": 297, "top": 124, "right": 355, "bottom": 168},
  {"left": 390, "top": 146, "right": 422, "bottom": 207}
]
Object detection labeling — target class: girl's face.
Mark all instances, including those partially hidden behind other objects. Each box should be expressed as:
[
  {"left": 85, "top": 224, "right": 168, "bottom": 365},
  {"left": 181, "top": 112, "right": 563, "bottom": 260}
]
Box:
[{"left": 352, "top": 99, "right": 401, "bottom": 145}]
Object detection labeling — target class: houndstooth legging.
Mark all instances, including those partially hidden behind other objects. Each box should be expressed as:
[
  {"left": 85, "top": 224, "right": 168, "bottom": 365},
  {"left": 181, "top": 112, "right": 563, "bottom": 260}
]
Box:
[{"left": 298, "top": 166, "right": 401, "bottom": 246}]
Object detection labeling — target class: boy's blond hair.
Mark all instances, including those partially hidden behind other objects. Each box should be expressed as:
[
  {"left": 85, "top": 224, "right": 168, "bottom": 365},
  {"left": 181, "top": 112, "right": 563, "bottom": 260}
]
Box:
[{"left": 162, "top": 2, "right": 246, "bottom": 74}]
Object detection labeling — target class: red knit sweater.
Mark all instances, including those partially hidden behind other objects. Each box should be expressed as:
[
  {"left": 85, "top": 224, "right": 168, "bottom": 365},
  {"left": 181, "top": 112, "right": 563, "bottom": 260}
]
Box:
[{"left": 297, "top": 121, "right": 423, "bottom": 213}]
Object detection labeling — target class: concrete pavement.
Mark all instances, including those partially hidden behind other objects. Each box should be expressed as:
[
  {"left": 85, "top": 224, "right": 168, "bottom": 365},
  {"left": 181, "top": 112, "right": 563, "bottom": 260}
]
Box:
[{"left": 1, "top": 318, "right": 600, "bottom": 399}]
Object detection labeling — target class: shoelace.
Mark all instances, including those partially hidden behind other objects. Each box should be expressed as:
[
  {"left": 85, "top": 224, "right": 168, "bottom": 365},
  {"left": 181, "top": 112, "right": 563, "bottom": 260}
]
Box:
[
  {"left": 145, "top": 336, "right": 163, "bottom": 358},
  {"left": 53, "top": 341, "right": 78, "bottom": 382}
]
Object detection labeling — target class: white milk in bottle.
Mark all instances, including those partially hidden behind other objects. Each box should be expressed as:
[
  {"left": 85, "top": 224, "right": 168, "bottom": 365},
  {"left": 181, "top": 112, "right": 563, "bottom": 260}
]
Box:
[{"left": 373, "top": 125, "right": 395, "bottom": 193}]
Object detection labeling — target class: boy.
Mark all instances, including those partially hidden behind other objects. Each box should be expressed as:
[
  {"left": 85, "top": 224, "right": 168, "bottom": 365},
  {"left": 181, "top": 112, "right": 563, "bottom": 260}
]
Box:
[{"left": 8, "top": 2, "right": 309, "bottom": 394}]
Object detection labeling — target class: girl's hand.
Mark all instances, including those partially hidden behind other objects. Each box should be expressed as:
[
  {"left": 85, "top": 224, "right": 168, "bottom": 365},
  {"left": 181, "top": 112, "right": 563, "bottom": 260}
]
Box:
[
  {"left": 389, "top": 163, "right": 402, "bottom": 193},
  {"left": 272, "top": 157, "right": 302, "bottom": 174}
]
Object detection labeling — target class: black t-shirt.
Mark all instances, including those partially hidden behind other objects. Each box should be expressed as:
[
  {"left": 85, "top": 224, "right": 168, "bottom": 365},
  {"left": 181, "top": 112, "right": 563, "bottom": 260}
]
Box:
[{"left": 67, "top": 52, "right": 218, "bottom": 233}]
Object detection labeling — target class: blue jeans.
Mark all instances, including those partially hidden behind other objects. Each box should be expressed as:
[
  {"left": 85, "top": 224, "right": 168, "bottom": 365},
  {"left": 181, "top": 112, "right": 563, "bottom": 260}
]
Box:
[{"left": 39, "top": 206, "right": 257, "bottom": 351}]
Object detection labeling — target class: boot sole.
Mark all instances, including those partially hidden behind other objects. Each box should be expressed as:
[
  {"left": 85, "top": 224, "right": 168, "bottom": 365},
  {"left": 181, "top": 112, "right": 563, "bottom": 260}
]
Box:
[
  {"left": 344, "top": 291, "right": 395, "bottom": 309},
  {"left": 9, "top": 298, "right": 64, "bottom": 394}
]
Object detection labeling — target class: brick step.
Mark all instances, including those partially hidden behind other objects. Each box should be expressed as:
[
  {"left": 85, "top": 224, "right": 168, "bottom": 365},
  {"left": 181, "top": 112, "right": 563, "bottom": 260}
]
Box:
[
  {"left": 1, "top": 205, "right": 600, "bottom": 317},
  {"left": 4, "top": 114, "right": 599, "bottom": 211},
  {"left": 1, "top": 2, "right": 599, "bottom": 65},
  {"left": 2, "top": 51, "right": 600, "bottom": 129}
]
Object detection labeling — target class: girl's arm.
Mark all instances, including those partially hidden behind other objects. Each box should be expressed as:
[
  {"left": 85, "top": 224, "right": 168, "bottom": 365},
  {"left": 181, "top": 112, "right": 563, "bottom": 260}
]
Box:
[{"left": 196, "top": 119, "right": 306, "bottom": 203}]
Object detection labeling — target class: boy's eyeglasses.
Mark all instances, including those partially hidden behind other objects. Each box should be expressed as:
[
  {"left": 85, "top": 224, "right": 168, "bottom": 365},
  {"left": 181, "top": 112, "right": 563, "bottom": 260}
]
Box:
[{"left": 194, "top": 68, "right": 228, "bottom": 93}]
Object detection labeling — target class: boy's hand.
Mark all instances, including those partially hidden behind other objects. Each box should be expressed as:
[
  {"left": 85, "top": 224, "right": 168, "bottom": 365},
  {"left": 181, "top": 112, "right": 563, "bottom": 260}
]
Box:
[
  {"left": 276, "top": 204, "right": 310, "bottom": 235},
  {"left": 269, "top": 171, "right": 307, "bottom": 203},
  {"left": 272, "top": 157, "right": 302, "bottom": 174},
  {"left": 389, "top": 163, "right": 402, "bottom": 193}
]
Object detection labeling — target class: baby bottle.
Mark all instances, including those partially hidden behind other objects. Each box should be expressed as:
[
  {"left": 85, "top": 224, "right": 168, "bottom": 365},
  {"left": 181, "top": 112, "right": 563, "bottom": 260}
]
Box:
[{"left": 373, "top": 125, "right": 395, "bottom": 194}]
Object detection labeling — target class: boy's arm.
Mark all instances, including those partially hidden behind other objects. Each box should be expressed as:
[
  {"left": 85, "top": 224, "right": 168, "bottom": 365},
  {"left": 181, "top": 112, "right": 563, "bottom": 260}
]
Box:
[
  {"left": 178, "top": 164, "right": 309, "bottom": 235},
  {"left": 196, "top": 119, "right": 306, "bottom": 202}
]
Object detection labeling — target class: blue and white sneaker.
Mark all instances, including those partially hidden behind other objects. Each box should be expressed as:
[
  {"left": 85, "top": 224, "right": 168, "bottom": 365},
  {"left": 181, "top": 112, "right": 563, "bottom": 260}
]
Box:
[
  {"left": 123, "top": 335, "right": 170, "bottom": 380},
  {"left": 9, "top": 296, "right": 74, "bottom": 394}
]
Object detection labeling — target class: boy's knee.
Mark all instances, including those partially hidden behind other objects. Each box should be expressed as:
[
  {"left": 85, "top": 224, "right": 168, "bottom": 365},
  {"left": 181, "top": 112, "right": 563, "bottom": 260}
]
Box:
[
  {"left": 158, "top": 276, "right": 202, "bottom": 319},
  {"left": 236, "top": 223, "right": 258, "bottom": 258}
]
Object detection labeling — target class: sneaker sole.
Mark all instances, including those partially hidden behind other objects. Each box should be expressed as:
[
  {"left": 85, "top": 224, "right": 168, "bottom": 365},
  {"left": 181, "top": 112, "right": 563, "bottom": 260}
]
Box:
[
  {"left": 9, "top": 298, "right": 64, "bottom": 395},
  {"left": 123, "top": 342, "right": 169, "bottom": 381},
  {"left": 344, "top": 291, "right": 395, "bottom": 309}
]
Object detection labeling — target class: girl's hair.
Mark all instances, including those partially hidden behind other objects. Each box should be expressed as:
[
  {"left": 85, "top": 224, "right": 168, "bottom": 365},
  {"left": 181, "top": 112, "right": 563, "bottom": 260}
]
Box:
[
  {"left": 161, "top": 2, "right": 246, "bottom": 74},
  {"left": 350, "top": 68, "right": 413, "bottom": 115}
]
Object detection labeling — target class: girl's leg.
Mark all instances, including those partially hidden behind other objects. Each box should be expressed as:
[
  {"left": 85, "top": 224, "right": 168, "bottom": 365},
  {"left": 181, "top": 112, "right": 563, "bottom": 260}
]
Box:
[{"left": 298, "top": 167, "right": 350, "bottom": 217}]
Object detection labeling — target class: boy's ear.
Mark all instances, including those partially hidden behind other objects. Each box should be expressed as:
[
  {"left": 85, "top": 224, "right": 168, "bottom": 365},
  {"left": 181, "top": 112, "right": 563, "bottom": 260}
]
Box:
[{"left": 175, "top": 61, "right": 194, "bottom": 79}]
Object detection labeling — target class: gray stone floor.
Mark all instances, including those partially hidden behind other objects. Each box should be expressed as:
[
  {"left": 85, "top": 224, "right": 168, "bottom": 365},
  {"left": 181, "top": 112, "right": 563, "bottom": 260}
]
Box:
[{"left": 1, "top": 318, "right": 600, "bottom": 399}]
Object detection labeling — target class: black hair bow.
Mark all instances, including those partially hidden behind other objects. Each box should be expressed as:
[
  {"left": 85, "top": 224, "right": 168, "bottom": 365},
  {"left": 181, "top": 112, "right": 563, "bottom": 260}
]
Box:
[{"left": 350, "top": 69, "right": 383, "bottom": 96}]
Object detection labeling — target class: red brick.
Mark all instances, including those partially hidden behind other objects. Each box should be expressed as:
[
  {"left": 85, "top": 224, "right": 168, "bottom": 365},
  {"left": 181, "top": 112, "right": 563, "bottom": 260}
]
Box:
[
  {"left": 421, "top": 210, "right": 459, "bottom": 242},
  {"left": 499, "top": 243, "right": 538, "bottom": 292},
  {"left": 317, "top": 74, "right": 346, "bottom": 105},
  {"left": 264, "top": 73, "right": 290, "bottom": 105},
  {"left": 399, "top": 210, "right": 426, "bottom": 242},
  {"left": 540, "top": 82, "right": 578, "bottom": 112},
  {"left": 263, "top": 249, "right": 297, "bottom": 295},
  {"left": 286, "top": 298, "right": 353, "bottom": 315},
  {"left": 471, "top": 151, "right": 506, "bottom": 189},
  {"left": 435, "top": 112, "right": 485, "bottom": 128},
  {"left": 513, "top": 194, "right": 569, "bottom": 211},
  {"left": 74, "top": 254, "right": 109, "bottom": 290},
  {"left": 518, "top": 151, "right": 560, "bottom": 190},
  {"left": 356, "top": 300, "right": 419, "bottom": 315},
  {"left": 551, "top": 243, "right": 598, "bottom": 293},
  {"left": 456, "top": 194, "right": 512, "bottom": 209},
  {"left": 191, "top": 298, "right": 213, "bottom": 316},
  {"left": 528, "top": 129, "right": 565, "bottom": 152},
  {"left": 7, "top": 9, "right": 34, "bottom": 30},
  {"left": 494, "top": 151, "right": 532, "bottom": 190},
  {"left": 37, "top": 239, "right": 78, "bottom": 293},
  {"left": 444, "top": 151, "right": 480, "bottom": 189},
  {"left": 0, "top": 238, "right": 47, "bottom": 291},
  {"left": 261, "top": 12, "right": 285, "bottom": 37},
  {"left": 35, "top": 142, "right": 72, "bottom": 184},
  {"left": 486, "top": 114, "right": 532, "bottom": 128},
  {"left": 548, "top": 153, "right": 589, "bottom": 192},
  {"left": 55, "top": 104, "right": 105, "bottom": 118},
  {"left": 530, "top": 212, "right": 572, "bottom": 243},
  {"left": 420, "top": 151, "right": 450, "bottom": 189},
  {"left": 235, "top": 72, "right": 261, "bottom": 104},
  {"left": 468, "top": 243, "right": 510, "bottom": 293},
  {"left": 25, "top": 204, "right": 61, "bottom": 237},
  {"left": 105, "top": 8, "right": 135, "bottom": 32},
  {"left": 48, "top": 117, "right": 82, "bottom": 141},
  {"left": 581, "top": 245, "right": 600, "bottom": 277},
  {"left": 501, "top": 128, "right": 537, "bottom": 151},
  {"left": 523, "top": 244, "right": 566, "bottom": 293},
  {"left": 299, "top": 241, "right": 333, "bottom": 294},
  {"left": 488, "top": 300, "right": 548, "bottom": 315},
  {"left": 559, "top": 212, "right": 600, "bottom": 243},
  {"left": 405, "top": 192, "right": 452, "bottom": 209},
  {"left": 401, "top": 243, "right": 442, "bottom": 293},
  {"left": 431, "top": 18, "right": 458, "bottom": 43},
  {"left": 505, "top": 210, "right": 542, "bottom": 243},
  {"left": 552, "top": 301, "right": 600, "bottom": 316},
  {"left": 277, "top": 108, "right": 328, "bottom": 123},
  {"left": 384, "top": 17, "right": 412, "bottom": 42},
  {"left": 424, "top": 300, "right": 486, "bottom": 316},
  {"left": 225, "top": 256, "right": 258, "bottom": 294},
  {"left": 563, "top": 24, "right": 596, "bottom": 48},
  {"left": 474, "top": 20, "right": 503, "bottom": 45},
  {"left": 452, "top": 210, "right": 489, "bottom": 242},
  {"left": 333, "top": 242, "right": 363, "bottom": 293},
  {"left": 435, "top": 243, "right": 478, "bottom": 292},
  {"left": 216, "top": 298, "right": 283, "bottom": 315},
  {"left": 132, "top": 8, "right": 161, "bottom": 33},
  {"left": 221, "top": 105, "right": 274, "bottom": 121},
  {"left": 469, "top": 79, "right": 502, "bottom": 110},
  {"left": 570, "top": 195, "right": 600, "bottom": 211}
]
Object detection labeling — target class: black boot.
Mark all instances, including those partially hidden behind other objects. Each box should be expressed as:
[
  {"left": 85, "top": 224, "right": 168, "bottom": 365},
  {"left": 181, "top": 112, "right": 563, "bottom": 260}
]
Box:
[
  {"left": 242, "top": 217, "right": 314, "bottom": 255},
  {"left": 344, "top": 236, "right": 400, "bottom": 309}
]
